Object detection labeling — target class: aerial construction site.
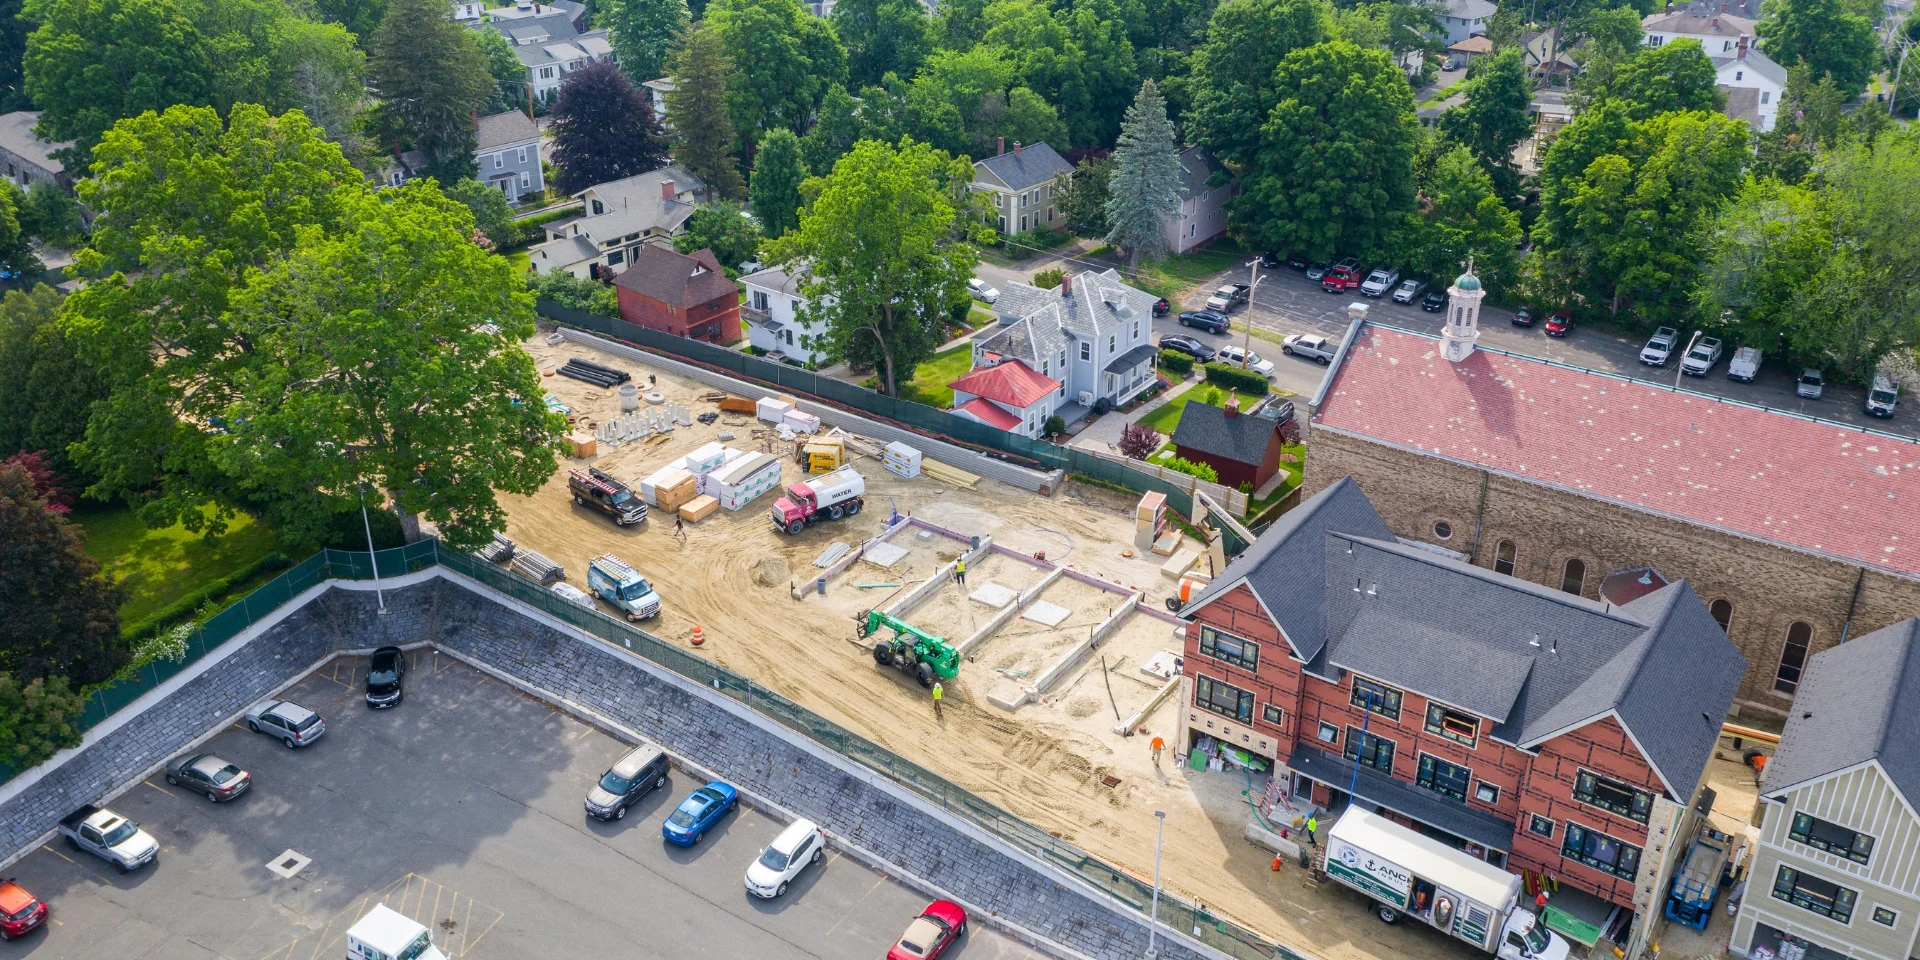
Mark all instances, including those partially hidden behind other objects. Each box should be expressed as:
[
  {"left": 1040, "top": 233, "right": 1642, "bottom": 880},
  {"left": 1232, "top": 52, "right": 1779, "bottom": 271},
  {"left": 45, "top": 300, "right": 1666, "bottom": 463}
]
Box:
[{"left": 496, "top": 329, "right": 1487, "bottom": 960}]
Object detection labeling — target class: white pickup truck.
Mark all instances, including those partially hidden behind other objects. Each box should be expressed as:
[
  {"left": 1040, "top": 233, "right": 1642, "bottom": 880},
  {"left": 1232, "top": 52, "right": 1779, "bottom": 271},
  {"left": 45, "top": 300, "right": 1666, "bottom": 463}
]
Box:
[{"left": 58, "top": 805, "right": 159, "bottom": 873}]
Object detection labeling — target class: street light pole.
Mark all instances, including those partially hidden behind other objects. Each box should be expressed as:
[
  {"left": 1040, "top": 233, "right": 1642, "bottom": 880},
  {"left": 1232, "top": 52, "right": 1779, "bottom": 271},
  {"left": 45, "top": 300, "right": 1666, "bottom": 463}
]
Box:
[
  {"left": 1145, "top": 809, "right": 1167, "bottom": 959},
  {"left": 1240, "top": 258, "right": 1265, "bottom": 371},
  {"left": 1676, "top": 330, "right": 1703, "bottom": 389},
  {"left": 359, "top": 485, "right": 388, "bottom": 615}
]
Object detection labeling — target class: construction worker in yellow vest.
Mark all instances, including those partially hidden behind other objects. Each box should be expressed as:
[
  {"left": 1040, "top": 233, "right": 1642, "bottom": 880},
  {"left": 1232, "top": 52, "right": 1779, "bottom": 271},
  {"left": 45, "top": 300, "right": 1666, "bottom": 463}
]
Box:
[
  {"left": 954, "top": 558, "right": 966, "bottom": 586},
  {"left": 931, "top": 680, "right": 944, "bottom": 719}
]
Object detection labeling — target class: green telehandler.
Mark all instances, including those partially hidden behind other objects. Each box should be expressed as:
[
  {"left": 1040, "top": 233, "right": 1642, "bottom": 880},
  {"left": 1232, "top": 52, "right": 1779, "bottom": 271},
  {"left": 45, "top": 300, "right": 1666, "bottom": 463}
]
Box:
[{"left": 858, "top": 609, "right": 960, "bottom": 688}]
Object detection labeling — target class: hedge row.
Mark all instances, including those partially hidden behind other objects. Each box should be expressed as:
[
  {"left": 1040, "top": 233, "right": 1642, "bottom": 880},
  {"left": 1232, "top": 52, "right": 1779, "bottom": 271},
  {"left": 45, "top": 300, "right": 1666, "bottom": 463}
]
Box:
[
  {"left": 1157, "top": 349, "right": 1194, "bottom": 374},
  {"left": 1203, "top": 362, "right": 1271, "bottom": 396},
  {"left": 120, "top": 552, "right": 294, "bottom": 644}
]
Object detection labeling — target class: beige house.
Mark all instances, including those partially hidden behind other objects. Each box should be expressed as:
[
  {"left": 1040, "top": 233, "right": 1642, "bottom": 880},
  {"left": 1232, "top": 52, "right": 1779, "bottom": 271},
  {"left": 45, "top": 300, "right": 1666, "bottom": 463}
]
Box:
[
  {"left": 529, "top": 165, "right": 707, "bottom": 278},
  {"left": 970, "top": 140, "right": 1073, "bottom": 236},
  {"left": 1733, "top": 619, "right": 1920, "bottom": 960}
]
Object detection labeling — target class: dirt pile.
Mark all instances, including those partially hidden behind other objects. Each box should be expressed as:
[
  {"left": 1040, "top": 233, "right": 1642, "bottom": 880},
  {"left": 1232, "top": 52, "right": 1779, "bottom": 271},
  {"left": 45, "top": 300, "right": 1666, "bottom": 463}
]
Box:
[{"left": 752, "top": 555, "right": 790, "bottom": 587}]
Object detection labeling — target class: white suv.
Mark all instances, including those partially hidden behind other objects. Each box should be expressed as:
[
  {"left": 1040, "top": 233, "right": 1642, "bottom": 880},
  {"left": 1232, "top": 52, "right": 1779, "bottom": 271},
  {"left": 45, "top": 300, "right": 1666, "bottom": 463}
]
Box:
[
  {"left": 746, "top": 819, "right": 826, "bottom": 898},
  {"left": 1359, "top": 267, "right": 1400, "bottom": 297},
  {"left": 1216, "top": 344, "right": 1275, "bottom": 378}
]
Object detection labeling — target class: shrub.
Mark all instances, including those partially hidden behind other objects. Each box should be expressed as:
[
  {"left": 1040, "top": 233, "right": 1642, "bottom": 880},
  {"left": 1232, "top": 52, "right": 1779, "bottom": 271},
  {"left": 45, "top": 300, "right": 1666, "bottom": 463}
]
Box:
[
  {"left": 529, "top": 270, "right": 620, "bottom": 317},
  {"left": 1203, "top": 362, "right": 1270, "bottom": 396},
  {"left": 1164, "top": 456, "right": 1219, "bottom": 482},
  {"left": 1033, "top": 267, "right": 1066, "bottom": 289},
  {"left": 1118, "top": 422, "right": 1159, "bottom": 459},
  {"left": 1200, "top": 384, "right": 1222, "bottom": 405},
  {"left": 118, "top": 552, "right": 293, "bottom": 644},
  {"left": 1157, "top": 349, "right": 1193, "bottom": 374},
  {"left": 0, "top": 673, "right": 85, "bottom": 770},
  {"left": 1044, "top": 415, "right": 1066, "bottom": 438}
]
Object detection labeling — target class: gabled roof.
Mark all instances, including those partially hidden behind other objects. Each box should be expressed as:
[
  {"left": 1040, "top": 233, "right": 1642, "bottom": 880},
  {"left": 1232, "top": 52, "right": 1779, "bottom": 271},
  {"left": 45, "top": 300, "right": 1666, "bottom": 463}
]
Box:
[
  {"left": 1175, "top": 146, "right": 1223, "bottom": 199},
  {"left": 740, "top": 263, "right": 808, "bottom": 297},
  {"left": 1183, "top": 478, "right": 1396, "bottom": 661},
  {"left": 1186, "top": 478, "right": 1745, "bottom": 799},
  {"left": 1314, "top": 324, "right": 1920, "bottom": 580},
  {"left": 949, "top": 359, "right": 1060, "bottom": 409},
  {"left": 1443, "top": 0, "right": 1497, "bottom": 20},
  {"left": 481, "top": 13, "right": 608, "bottom": 69},
  {"left": 981, "top": 270, "right": 1159, "bottom": 368},
  {"left": 1712, "top": 47, "right": 1787, "bottom": 86},
  {"left": 1641, "top": 11, "right": 1757, "bottom": 37},
  {"left": 1763, "top": 618, "right": 1920, "bottom": 807},
  {"left": 1449, "top": 36, "right": 1496, "bottom": 54},
  {"left": 973, "top": 142, "right": 1073, "bottom": 192},
  {"left": 563, "top": 165, "right": 706, "bottom": 243},
  {"left": 0, "top": 112, "right": 69, "bottom": 174},
  {"left": 612, "top": 245, "right": 735, "bottom": 308},
  {"left": 1172, "top": 402, "right": 1279, "bottom": 466},
  {"left": 955, "top": 397, "right": 1023, "bottom": 431},
  {"left": 475, "top": 110, "right": 540, "bottom": 151}
]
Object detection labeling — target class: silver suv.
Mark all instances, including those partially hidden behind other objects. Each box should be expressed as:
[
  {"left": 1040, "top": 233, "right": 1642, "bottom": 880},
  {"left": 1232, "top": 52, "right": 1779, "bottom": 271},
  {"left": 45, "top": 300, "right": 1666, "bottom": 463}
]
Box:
[
  {"left": 246, "top": 699, "right": 325, "bottom": 748},
  {"left": 585, "top": 743, "right": 670, "bottom": 821}
]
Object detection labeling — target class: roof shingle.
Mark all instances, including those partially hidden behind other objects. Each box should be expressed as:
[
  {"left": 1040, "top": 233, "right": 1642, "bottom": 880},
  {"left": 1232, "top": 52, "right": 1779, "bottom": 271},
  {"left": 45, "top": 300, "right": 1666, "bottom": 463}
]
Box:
[
  {"left": 612, "top": 245, "right": 735, "bottom": 308},
  {"left": 973, "top": 142, "right": 1074, "bottom": 192},
  {"left": 1171, "top": 402, "right": 1278, "bottom": 466},
  {"left": 1762, "top": 618, "right": 1920, "bottom": 806}
]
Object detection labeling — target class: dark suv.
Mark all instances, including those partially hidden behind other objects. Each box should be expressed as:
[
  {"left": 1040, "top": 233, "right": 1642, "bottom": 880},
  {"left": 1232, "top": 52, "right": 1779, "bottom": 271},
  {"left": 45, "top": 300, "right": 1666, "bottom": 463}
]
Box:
[
  {"left": 364, "top": 646, "right": 407, "bottom": 708},
  {"left": 585, "top": 743, "right": 670, "bottom": 821}
]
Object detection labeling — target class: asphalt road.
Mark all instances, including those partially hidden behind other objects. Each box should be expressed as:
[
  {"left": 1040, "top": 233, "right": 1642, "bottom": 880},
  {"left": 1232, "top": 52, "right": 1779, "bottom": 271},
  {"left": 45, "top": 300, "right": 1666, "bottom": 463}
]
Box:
[{"left": 7, "top": 655, "right": 1044, "bottom": 960}]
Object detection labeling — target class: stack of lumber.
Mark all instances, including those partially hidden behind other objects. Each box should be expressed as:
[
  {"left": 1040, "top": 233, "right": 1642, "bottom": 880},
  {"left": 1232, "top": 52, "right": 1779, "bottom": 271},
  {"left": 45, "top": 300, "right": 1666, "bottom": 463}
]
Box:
[
  {"left": 717, "top": 396, "right": 757, "bottom": 414},
  {"left": 921, "top": 458, "right": 980, "bottom": 489},
  {"left": 512, "top": 549, "right": 565, "bottom": 585},
  {"left": 680, "top": 495, "right": 719, "bottom": 521},
  {"left": 556, "top": 358, "right": 630, "bottom": 388},
  {"left": 476, "top": 532, "right": 515, "bottom": 563}
]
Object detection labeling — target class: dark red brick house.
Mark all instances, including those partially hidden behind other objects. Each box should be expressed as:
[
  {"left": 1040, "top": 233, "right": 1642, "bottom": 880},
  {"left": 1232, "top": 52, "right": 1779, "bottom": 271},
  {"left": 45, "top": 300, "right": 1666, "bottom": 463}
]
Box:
[
  {"left": 1177, "top": 478, "right": 1745, "bottom": 926},
  {"left": 1169, "top": 397, "right": 1284, "bottom": 490},
  {"left": 613, "top": 244, "right": 741, "bottom": 345}
]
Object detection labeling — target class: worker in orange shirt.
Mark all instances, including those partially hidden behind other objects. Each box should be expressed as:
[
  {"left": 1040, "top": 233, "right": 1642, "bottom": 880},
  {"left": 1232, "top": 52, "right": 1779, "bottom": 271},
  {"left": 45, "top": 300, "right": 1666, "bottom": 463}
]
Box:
[{"left": 1151, "top": 735, "right": 1165, "bottom": 766}]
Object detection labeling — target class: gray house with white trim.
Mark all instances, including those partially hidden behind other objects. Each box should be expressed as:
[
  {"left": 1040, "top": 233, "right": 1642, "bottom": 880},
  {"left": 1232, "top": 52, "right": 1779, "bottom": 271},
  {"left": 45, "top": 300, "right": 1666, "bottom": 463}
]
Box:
[
  {"left": 474, "top": 110, "right": 544, "bottom": 202},
  {"left": 1734, "top": 619, "right": 1920, "bottom": 960},
  {"left": 971, "top": 269, "right": 1160, "bottom": 423},
  {"left": 475, "top": 11, "right": 613, "bottom": 102},
  {"left": 971, "top": 140, "right": 1073, "bottom": 236}
]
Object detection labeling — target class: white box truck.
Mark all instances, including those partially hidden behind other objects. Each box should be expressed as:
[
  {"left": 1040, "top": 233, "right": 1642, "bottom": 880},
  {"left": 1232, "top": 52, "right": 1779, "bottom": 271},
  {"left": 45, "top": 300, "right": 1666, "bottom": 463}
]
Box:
[
  {"left": 347, "top": 903, "right": 446, "bottom": 960},
  {"left": 1324, "top": 809, "right": 1568, "bottom": 960}
]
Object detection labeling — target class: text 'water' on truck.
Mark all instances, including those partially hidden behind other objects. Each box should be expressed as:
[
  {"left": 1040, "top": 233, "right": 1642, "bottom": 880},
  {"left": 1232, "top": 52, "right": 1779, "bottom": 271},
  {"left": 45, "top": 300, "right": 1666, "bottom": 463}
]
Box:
[{"left": 771, "top": 467, "right": 865, "bottom": 534}]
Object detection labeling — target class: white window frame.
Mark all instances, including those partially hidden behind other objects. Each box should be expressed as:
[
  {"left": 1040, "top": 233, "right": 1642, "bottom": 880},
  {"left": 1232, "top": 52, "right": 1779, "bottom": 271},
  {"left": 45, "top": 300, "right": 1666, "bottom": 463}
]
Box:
[
  {"left": 517, "top": 146, "right": 528, "bottom": 164},
  {"left": 520, "top": 172, "right": 530, "bottom": 188},
  {"left": 492, "top": 152, "right": 504, "bottom": 169}
]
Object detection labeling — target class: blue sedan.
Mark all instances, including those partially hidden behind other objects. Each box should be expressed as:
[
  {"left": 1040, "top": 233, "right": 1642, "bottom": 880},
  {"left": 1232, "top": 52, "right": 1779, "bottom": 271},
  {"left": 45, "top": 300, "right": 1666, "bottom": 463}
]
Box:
[{"left": 661, "top": 781, "right": 738, "bottom": 846}]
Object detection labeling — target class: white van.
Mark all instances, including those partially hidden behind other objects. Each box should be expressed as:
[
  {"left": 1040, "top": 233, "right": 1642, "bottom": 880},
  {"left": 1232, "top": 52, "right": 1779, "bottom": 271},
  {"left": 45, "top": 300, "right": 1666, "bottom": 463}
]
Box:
[
  {"left": 1867, "top": 373, "right": 1899, "bottom": 418},
  {"left": 348, "top": 904, "right": 446, "bottom": 960}
]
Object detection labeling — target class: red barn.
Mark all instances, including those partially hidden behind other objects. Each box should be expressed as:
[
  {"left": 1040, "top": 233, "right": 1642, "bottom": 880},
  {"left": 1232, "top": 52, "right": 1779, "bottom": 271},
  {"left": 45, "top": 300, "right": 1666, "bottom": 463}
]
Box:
[
  {"left": 1169, "top": 397, "right": 1284, "bottom": 490},
  {"left": 613, "top": 245, "right": 741, "bottom": 346}
]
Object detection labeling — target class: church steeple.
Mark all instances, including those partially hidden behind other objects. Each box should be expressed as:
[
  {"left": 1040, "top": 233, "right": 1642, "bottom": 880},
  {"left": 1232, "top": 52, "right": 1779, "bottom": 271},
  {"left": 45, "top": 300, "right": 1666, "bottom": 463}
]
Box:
[{"left": 1441, "top": 258, "right": 1484, "bottom": 363}]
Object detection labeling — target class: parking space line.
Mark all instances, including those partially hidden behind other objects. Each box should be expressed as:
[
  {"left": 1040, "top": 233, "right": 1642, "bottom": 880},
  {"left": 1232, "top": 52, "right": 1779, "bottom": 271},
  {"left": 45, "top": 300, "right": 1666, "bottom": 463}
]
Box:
[
  {"left": 38, "top": 845, "right": 79, "bottom": 867},
  {"left": 824, "top": 875, "right": 888, "bottom": 938},
  {"left": 460, "top": 904, "right": 503, "bottom": 957}
]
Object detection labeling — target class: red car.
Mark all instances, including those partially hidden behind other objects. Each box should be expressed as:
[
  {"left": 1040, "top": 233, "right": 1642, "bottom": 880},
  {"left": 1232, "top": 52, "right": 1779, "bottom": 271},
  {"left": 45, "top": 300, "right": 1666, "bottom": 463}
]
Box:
[
  {"left": 1545, "top": 308, "right": 1575, "bottom": 337},
  {"left": 0, "top": 879, "right": 47, "bottom": 941},
  {"left": 887, "top": 899, "right": 968, "bottom": 959},
  {"left": 1321, "top": 258, "right": 1362, "bottom": 293}
]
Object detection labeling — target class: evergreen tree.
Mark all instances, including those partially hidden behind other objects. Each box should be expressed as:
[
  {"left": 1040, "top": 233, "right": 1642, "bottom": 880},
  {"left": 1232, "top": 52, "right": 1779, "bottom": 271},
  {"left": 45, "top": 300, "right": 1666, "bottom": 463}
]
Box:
[
  {"left": 749, "top": 127, "right": 806, "bottom": 238},
  {"left": 549, "top": 60, "right": 670, "bottom": 193},
  {"left": 1103, "top": 79, "right": 1182, "bottom": 268},
  {"left": 665, "top": 23, "right": 746, "bottom": 198},
  {"left": 598, "top": 0, "right": 688, "bottom": 85},
  {"left": 368, "top": 0, "right": 495, "bottom": 183}
]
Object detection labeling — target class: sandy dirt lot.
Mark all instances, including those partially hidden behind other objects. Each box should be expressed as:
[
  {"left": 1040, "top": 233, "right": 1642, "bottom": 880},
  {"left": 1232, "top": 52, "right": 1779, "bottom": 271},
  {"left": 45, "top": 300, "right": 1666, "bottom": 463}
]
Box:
[{"left": 503, "top": 335, "right": 1483, "bottom": 960}]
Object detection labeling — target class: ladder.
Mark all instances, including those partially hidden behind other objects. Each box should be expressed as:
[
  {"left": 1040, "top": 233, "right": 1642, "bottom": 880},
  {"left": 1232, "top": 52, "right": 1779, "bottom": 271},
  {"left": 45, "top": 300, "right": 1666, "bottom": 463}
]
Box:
[
  {"left": 571, "top": 469, "right": 620, "bottom": 496},
  {"left": 595, "top": 553, "right": 638, "bottom": 576}
]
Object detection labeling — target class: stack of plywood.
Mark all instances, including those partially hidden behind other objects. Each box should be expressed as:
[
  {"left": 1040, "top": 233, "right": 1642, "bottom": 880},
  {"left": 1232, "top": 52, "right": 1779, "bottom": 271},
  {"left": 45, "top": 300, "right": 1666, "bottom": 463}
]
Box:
[
  {"left": 639, "top": 465, "right": 695, "bottom": 507},
  {"left": 679, "top": 495, "right": 719, "bottom": 522},
  {"left": 756, "top": 397, "right": 794, "bottom": 423},
  {"left": 655, "top": 473, "right": 699, "bottom": 512},
  {"left": 709, "top": 452, "right": 784, "bottom": 510},
  {"left": 884, "top": 441, "right": 922, "bottom": 479},
  {"left": 921, "top": 458, "right": 980, "bottom": 488},
  {"left": 681, "top": 441, "right": 731, "bottom": 476}
]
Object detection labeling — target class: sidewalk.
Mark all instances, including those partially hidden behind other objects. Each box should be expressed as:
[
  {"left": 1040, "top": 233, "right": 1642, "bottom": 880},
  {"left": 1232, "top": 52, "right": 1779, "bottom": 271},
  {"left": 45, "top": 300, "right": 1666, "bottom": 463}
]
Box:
[{"left": 1069, "top": 376, "right": 1198, "bottom": 452}]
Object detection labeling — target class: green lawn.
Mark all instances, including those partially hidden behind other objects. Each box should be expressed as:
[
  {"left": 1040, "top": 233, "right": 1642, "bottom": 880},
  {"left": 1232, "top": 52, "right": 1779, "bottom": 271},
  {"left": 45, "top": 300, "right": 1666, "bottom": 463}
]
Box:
[
  {"left": 504, "top": 249, "right": 531, "bottom": 275},
  {"left": 1123, "top": 243, "right": 1250, "bottom": 301},
  {"left": 867, "top": 342, "right": 978, "bottom": 409},
  {"left": 1136, "top": 390, "right": 1199, "bottom": 436},
  {"left": 74, "top": 504, "right": 286, "bottom": 625}
]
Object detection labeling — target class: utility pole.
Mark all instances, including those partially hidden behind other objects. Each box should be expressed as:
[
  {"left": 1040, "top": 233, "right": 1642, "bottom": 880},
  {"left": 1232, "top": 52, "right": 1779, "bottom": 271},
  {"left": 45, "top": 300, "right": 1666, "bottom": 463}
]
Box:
[
  {"left": 1240, "top": 258, "right": 1266, "bottom": 370},
  {"left": 1145, "top": 809, "right": 1167, "bottom": 959},
  {"left": 1677, "top": 330, "right": 1702, "bottom": 389}
]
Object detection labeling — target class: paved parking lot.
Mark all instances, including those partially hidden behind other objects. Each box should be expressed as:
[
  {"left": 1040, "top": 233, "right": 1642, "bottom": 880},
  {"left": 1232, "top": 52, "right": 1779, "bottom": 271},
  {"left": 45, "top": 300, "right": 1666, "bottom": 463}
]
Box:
[{"left": 7, "top": 653, "right": 1046, "bottom": 960}]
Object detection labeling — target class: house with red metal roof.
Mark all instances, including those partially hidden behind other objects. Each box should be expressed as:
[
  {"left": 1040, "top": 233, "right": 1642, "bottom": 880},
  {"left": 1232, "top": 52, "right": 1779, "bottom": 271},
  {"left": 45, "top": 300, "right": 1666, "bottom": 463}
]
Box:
[
  {"left": 948, "top": 358, "right": 1062, "bottom": 438},
  {"left": 1299, "top": 273, "right": 1920, "bottom": 716}
]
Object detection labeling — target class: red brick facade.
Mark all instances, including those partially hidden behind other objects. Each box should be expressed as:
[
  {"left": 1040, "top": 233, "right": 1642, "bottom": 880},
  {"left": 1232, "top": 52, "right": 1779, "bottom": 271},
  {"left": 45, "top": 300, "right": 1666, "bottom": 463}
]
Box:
[
  {"left": 1183, "top": 590, "right": 1665, "bottom": 909},
  {"left": 615, "top": 285, "right": 741, "bottom": 345}
]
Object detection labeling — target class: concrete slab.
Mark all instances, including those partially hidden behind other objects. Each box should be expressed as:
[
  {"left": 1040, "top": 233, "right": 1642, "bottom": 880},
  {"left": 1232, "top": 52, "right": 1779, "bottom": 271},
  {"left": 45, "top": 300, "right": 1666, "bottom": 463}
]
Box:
[
  {"left": 862, "top": 542, "right": 909, "bottom": 569},
  {"left": 1022, "top": 600, "right": 1071, "bottom": 627},
  {"left": 969, "top": 582, "right": 1018, "bottom": 608}
]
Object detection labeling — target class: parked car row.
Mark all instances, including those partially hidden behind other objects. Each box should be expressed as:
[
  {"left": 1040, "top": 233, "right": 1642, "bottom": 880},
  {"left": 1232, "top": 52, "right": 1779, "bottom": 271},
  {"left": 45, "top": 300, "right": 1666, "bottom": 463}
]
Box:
[{"left": 1635, "top": 328, "right": 1899, "bottom": 416}]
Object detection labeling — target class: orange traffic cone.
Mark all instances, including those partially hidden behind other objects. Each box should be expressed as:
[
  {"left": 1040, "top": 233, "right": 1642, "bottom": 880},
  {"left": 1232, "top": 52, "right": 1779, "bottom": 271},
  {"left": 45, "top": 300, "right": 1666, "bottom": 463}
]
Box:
[
  {"left": 690, "top": 625, "right": 705, "bottom": 646},
  {"left": 1271, "top": 854, "right": 1283, "bottom": 872}
]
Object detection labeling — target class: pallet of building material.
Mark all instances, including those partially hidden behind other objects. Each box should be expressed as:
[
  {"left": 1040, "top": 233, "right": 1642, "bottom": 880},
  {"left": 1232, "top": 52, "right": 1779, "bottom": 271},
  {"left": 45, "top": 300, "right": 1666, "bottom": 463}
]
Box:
[
  {"left": 679, "top": 495, "right": 719, "bottom": 522},
  {"left": 655, "top": 474, "right": 699, "bottom": 513},
  {"left": 717, "top": 396, "right": 757, "bottom": 414},
  {"left": 566, "top": 357, "right": 632, "bottom": 383},
  {"left": 920, "top": 458, "right": 980, "bottom": 488},
  {"left": 511, "top": 549, "right": 564, "bottom": 585},
  {"left": 884, "top": 441, "right": 923, "bottom": 478},
  {"left": 812, "top": 541, "right": 852, "bottom": 568},
  {"left": 639, "top": 465, "right": 694, "bottom": 506},
  {"left": 832, "top": 429, "right": 884, "bottom": 459},
  {"left": 756, "top": 396, "right": 794, "bottom": 422},
  {"left": 475, "top": 532, "right": 515, "bottom": 564},
  {"left": 782, "top": 409, "right": 821, "bottom": 434},
  {"left": 710, "top": 452, "right": 783, "bottom": 510}
]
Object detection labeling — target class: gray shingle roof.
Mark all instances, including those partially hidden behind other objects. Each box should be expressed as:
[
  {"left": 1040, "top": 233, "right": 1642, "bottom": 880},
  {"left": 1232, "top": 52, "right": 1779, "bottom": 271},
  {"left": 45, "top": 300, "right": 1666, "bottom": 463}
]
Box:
[
  {"left": 475, "top": 110, "right": 540, "bottom": 151},
  {"left": 1712, "top": 47, "right": 1787, "bottom": 87},
  {"left": 973, "top": 142, "right": 1073, "bottom": 192},
  {"left": 1170, "top": 402, "right": 1277, "bottom": 466},
  {"left": 1762, "top": 618, "right": 1920, "bottom": 805},
  {"left": 979, "top": 269, "right": 1157, "bottom": 367},
  {"left": 0, "top": 112, "right": 68, "bottom": 174},
  {"left": 483, "top": 13, "right": 608, "bottom": 69},
  {"left": 1175, "top": 146, "right": 1222, "bottom": 199},
  {"left": 1185, "top": 480, "right": 1745, "bottom": 800},
  {"left": 1104, "top": 342, "right": 1158, "bottom": 374}
]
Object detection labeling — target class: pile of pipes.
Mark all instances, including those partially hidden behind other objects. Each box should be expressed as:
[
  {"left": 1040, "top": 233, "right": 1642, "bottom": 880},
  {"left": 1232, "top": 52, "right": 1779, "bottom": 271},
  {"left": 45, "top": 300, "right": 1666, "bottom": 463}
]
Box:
[
  {"left": 594, "top": 403, "right": 693, "bottom": 447},
  {"left": 557, "top": 357, "right": 631, "bottom": 388},
  {"left": 476, "top": 532, "right": 515, "bottom": 564},
  {"left": 511, "top": 549, "right": 564, "bottom": 585}
]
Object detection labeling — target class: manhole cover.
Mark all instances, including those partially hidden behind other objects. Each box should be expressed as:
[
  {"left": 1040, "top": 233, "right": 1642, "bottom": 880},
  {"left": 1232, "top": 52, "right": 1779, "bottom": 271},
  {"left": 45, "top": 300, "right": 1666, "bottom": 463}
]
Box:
[
  {"left": 265, "top": 849, "right": 312, "bottom": 879},
  {"left": 1100, "top": 775, "right": 1122, "bottom": 788}
]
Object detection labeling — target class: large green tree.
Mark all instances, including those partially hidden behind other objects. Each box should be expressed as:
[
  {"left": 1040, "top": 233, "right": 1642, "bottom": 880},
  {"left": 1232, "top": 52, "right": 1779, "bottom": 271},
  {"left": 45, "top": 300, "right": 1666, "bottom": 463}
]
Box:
[
  {"left": 367, "top": 0, "right": 494, "bottom": 182},
  {"left": 981, "top": 0, "right": 1139, "bottom": 146},
  {"left": 598, "top": 0, "right": 688, "bottom": 85},
  {"left": 767, "top": 138, "right": 984, "bottom": 397},
  {"left": 1758, "top": 0, "right": 1878, "bottom": 96},
  {"left": 1058, "top": 155, "right": 1112, "bottom": 237},
  {"left": 1438, "top": 47, "right": 1531, "bottom": 183},
  {"left": 1696, "top": 134, "right": 1920, "bottom": 378},
  {"left": 24, "top": 0, "right": 213, "bottom": 162},
  {"left": 749, "top": 126, "right": 806, "bottom": 238},
  {"left": 665, "top": 22, "right": 746, "bottom": 197},
  {"left": 1596, "top": 38, "right": 1722, "bottom": 120},
  {"left": 831, "top": 0, "right": 934, "bottom": 88},
  {"left": 62, "top": 104, "right": 565, "bottom": 549},
  {"left": 707, "top": 0, "right": 845, "bottom": 145},
  {"left": 1238, "top": 40, "right": 1417, "bottom": 260},
  {"left": 442, "top": 177, "right": 516, "bottom": 248},
  {"left": 1400, "top": 145, "right": 1523, "bottom": 294},
  {"left": 1531, "top": 106, "right": 1749, "bottom": 326},
  {"left": 549, "top": 59, "right": 670, "bottom": 193},
  {"left": 1185, "top": 0, "right": 1329, "bottom": 170},
  {"left": 0, "top": 671, "right": 86, "bottom": 772},
  {"left": 1104, "top": 80, "right": 1182, "bottom": 267},
  {"left": 0, "top": 284, "right": 107, "bottom": 482},
  {"left": 474, "top": 26, "right": 529, "bottom": 115},
  {"left": 675, "top": 200, "right": 764, "bottom": 269},
  {"left": 0, "top": 458, "right": 126, "bottom": 687},
  {"left": 312, "top": 0, "right": 386, "bottom": 47},
  {"left": 0, "top": 0, "right": 31, "bottom": 112}
]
